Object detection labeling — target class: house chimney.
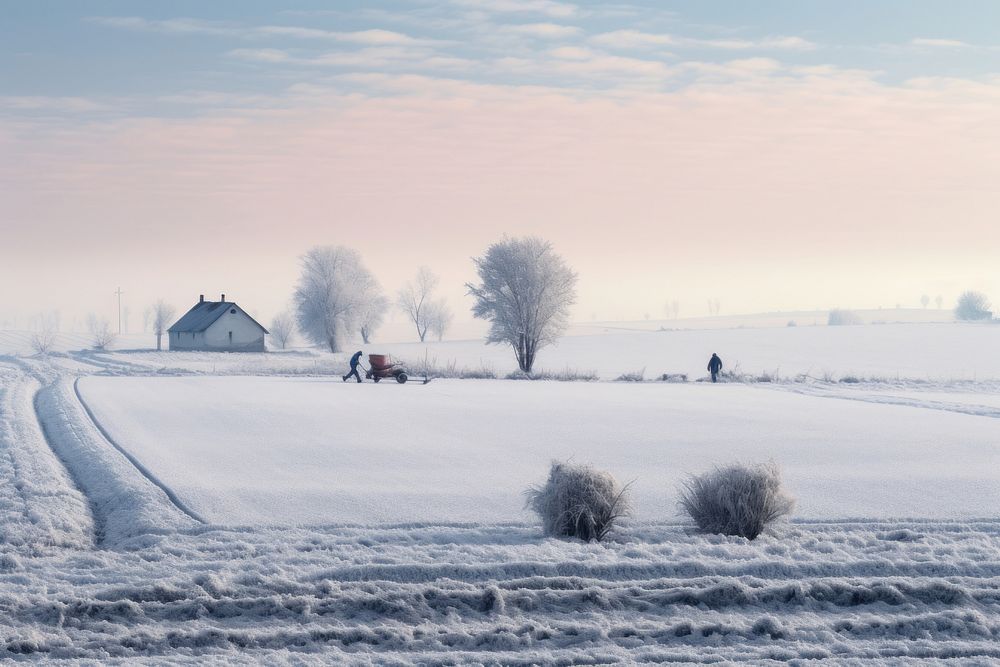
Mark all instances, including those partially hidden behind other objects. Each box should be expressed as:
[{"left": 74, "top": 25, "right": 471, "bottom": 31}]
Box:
[
  {"left": 199, "top": 294, "right": 204, "bottom": 303},
  {"left": 221, "top": 293, "right": 226, "bottom": 302}
]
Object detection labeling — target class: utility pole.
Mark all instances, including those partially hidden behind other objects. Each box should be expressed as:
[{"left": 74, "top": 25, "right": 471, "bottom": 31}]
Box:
[{"left": 115, "top": 287, "right": 124, "bottom": 334}]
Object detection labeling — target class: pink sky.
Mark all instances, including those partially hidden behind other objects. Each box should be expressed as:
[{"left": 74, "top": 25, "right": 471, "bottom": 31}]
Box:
[{"left": 3, "top": 66, "right": 999, "bottom": 327}]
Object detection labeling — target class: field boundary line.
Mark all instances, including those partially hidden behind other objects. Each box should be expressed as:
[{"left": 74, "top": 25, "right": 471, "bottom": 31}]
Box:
[{"left": 73, "top": 377, "right": 206, "bottom": 524}]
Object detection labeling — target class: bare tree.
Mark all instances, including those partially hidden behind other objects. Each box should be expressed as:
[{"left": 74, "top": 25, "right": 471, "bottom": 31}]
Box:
[
  {"left": 359, "top": 294, "right": 389, "bottom": 344},
  {"left": 397, "top": 266, "right": 440, "bottom": 342},
  {"left": 955, "top": 291, "right": 992, "bottom": 321},
  {"left": 294, "top": 246, "right": 379, "bottom": 352},
  {"left": 87, "top": 315, "right": 116, "bottom": 350},
  {"left": 920, "top": 294, "right": 930, "bottom": 309},
  {"left": 30, "top": 324, "right": 57, "bottom": 355},
  {"left": 466, "top": 236, "right": 577, "bottom": 373},
  {"left": 152, "top": 300, "right": 176, "bottom": 351},
  {"left": 269, "top": 311, "right": 296, "bottom": 350},
  {"left": 671, "top": 300, "right": 680, "bottom": 319},
  {"left": 935, "top": 294, "right": 943, "bottom": 310},
  {"left": 142, "top": 306, "right": 152, "bottom": 333},
  {"left": 424, "top": 299, "right": 453, "bottom": 341}
]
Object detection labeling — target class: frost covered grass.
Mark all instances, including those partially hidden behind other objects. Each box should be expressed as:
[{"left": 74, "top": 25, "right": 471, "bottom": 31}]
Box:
[
  {"left": 505, "top": 367, "right": 599, "bottom": 381},
  {"left": 402, "top": 355, "right": 498, "bottom": 379},
  {"left": 2, "top": 519, "right": 1000, "bottom": 662},
  {"left": 679, "top": 462, "right": 795, "bottom": 540},
  {"left": 525, "top": 461, "right": 631, "bottom": 541},
  {"left": 614, "top": 368, "right": 646, "bottom": 382}
]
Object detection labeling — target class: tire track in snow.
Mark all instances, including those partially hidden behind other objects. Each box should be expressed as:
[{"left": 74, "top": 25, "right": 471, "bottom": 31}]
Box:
[
  {"left": 0, "top": 360, "right": 95, "bottom": 549},
  {"left": 762, "top": 383, "right": 1000, "bottom": 419},
  {"left": 72, "top": 377, "right": 206, "bottom": 526}
]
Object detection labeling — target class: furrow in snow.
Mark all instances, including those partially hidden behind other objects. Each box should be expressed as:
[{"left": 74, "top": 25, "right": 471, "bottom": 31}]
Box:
[
  {"left": 0, "top": 521, "right": 997, "bottom": 662},
  {"left": 0, "top": 362, "right": 93, "bottom": 549},
  {"left": 33, "top": 377, "right": 200, "bottom": 545}
]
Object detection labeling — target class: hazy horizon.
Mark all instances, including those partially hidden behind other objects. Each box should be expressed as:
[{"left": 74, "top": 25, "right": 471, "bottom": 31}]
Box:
[{"left": 3, "top": 1, "right": 998, "bottom": 327}]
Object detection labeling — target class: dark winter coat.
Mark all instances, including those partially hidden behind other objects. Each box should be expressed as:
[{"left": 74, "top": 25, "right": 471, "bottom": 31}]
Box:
[
  {"left": 349, "top": 351, "right": 363, "bottom": 369},
  {"left": 708, "top": 355, "right": 723, "bottom": 373}
]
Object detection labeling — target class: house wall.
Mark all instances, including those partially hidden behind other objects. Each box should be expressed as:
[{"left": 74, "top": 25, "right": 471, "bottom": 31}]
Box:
[
  {"left": 169, "top": 309, "right": 265, "bottom": 352},
  {"left": 204, "top": 309, "right": 265, "bottom": 352},
  {"left": 169, "top": 330, "right": 206, "bottom": 350}
]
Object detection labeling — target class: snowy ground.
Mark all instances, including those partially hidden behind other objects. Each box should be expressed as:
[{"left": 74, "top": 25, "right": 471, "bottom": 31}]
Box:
[
  {"left": 1, "top": 323, "right": 999, "bottom": 662},
  {"left": 77, "top": 376, "right": 1000, "bottom": 526}
]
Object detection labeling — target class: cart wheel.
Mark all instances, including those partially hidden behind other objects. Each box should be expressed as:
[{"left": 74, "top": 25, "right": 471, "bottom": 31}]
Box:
[
  {"left": 373, "top": 376, "right": 381, "bottom": 383},
  {"left": 396, "top": 373, "right": 408, "bottom": 384}
]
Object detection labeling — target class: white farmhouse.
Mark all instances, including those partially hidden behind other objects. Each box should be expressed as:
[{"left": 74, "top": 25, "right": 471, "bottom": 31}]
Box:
[{"left": 168, "top": 294, "right": 268, "bottom": 352}]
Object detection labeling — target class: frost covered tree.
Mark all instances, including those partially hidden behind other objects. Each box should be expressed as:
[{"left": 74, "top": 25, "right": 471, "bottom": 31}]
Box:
[
  {"left": 294, "top": 246, "right": 380, "bottom": 352},
  {"left": 359, "top": 293, "right": 389, "bottom": 344},
  {"left": 935, "top": 294, "right": 943, "bottom": 310},
  {"left": 424, "top": 299, "right": 453, "bottom": 342},
  {"left": 955, "top": 291, "right": 992, "bottom": 321},
  {"left": 466, "top": 236, "right": 577, "bottom": 373},
  {"left": 828, "top": 309, "right": 862, "bottom": 326},
  {"left": 397, "top": 266, "right": 440, "bottom": 342},
  {"left": 269, "top": 311, "right": 296, "bottom": 350},
  {"left": 152, "top": 300, "right": 176, "bottom": 351},
  {"left": 920, "top": 294, "right": 930, "bottom": 309}
]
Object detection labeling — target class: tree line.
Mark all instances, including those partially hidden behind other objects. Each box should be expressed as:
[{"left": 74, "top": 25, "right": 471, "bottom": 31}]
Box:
[{"left": 290, "top": 236, "right": 576, "bottom": 373}]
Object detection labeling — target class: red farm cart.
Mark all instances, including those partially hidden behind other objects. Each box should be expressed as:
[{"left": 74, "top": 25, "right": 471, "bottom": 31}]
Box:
[{"left": 364, "top": 354, "right": 429, "bottom": 384}]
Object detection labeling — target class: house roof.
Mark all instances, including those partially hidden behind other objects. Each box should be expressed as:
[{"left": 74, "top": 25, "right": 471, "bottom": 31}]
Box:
[{"left": 168, "top": 300, "right": 269, "bottom": 334}]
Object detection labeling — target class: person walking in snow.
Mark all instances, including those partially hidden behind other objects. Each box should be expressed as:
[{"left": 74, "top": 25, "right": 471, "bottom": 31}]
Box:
[
  {"left": 343, "top": 350, "right": 364, "bottom": 383},
  {"left": 707, "top": 353, "right": 723, "bottom": 383}
]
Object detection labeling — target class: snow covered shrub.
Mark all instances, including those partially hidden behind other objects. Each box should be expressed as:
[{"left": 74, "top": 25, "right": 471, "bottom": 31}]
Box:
[
  {"left": 30, "top": 328, "right": 57, "bottom": 355},
  {"left": 827, "top": 309, "right": 862, "bottom": 326},
  {"left": 679, "top": 462, "right": 794, "bottom": 540},
  {"left": 614, "top": 368, "right": 645, "bottom": 382},
  {"left": 955, "top": 290, "right": 992, "bottom": 321},
  {"left": 525, "top": 461, "right": 632, "bottom": 542},
  {"left": 86, "top": 316, "right": 116, "bottom": 351}
]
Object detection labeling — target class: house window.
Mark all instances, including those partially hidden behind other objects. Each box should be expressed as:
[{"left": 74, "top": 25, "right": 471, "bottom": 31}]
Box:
[{"left": 230, "top": 308, "right": 236, "bottom": 314}]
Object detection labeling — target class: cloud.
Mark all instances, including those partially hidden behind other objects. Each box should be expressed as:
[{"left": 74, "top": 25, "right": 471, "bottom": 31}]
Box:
[
  {"left": 448, "top": 0, "right": 578, "bottom": 18},
  {"left": 501, "top": 23, "right": 581, "bottom": 39},
  {"left": 90, "top": 17, "right": 434, "bottom": 46},
  {"left": 592, "top": 30, "right": 816, "bottom": 51},
  {"left": 0, "top": 96, "right": 108, "bottom": 112},
  {"left": 228, "top": 47, "right": 475, "bottom": 72},
  {"left": 228, "top": 48, "right": 293, "bottom": 64},
  {"left": 88, "top": 16, "right": 234, "bottom": 36},
  {"left": 548, "top": 46, "right": 592, "bottom": 60},
  {"left": 910, "top": 38, "right": 970, "bottom": 48}
]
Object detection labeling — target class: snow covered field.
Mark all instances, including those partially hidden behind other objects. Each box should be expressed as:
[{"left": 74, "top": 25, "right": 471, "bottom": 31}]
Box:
[
  {"left": 78, "top": 376, "right": 1000, "bottom": 525},
  {"left": 1, "top": 322, "right": 999, "bottom": 662}
]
